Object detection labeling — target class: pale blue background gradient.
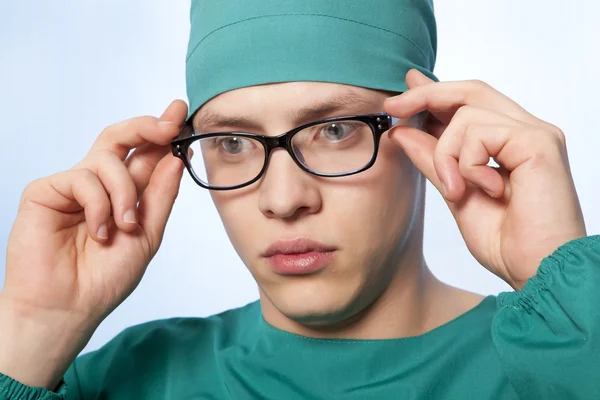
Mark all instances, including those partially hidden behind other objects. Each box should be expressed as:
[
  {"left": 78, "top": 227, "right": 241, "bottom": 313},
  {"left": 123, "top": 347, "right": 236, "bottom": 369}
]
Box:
[{"left": 1, "top": 1, "right": 599, "bottom": 354}]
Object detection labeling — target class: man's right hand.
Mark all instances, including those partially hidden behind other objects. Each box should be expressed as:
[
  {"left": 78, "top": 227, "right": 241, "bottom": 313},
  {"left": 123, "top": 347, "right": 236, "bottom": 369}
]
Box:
[{"left": 0, "top": 100, "right": 188, "bottom": 390}]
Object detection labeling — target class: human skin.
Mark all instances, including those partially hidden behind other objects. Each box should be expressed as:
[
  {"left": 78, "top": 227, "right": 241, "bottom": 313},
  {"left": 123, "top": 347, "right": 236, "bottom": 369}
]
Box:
[
  {"left": 387, "top": 70, "right": 586, "bottom": 291},
  {"left": 193, "top": 81, "right": 476, "bottom": 337},
  {"left": 0, "top": 69, "right": 587, "bottom": 390},
  {"left": 193, "top": 69, "right": 587, "bottom": 339}
]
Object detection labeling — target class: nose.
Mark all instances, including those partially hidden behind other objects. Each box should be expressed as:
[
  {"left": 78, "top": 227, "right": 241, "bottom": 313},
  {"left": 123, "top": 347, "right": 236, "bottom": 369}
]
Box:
[{"left": 258, "top": 149, "right": 322, "bottom": 220}]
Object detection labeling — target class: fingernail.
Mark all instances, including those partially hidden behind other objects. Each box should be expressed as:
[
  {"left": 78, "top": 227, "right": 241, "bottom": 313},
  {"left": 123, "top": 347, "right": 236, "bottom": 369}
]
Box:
[
  {"left": 483, "top": 188, "right": 495, "bottom": 198},
  {"left": 123, "top": 209, "right": 137, "bottom": 224},
  {"left": 440, "top": 182, "right": 448, "bottom": 197},
  {"left": 158, "top": 120, "right": 174, "bottom": 127},
  {"left": 97, "top": 224, "right": 108, "bottom": 240}
]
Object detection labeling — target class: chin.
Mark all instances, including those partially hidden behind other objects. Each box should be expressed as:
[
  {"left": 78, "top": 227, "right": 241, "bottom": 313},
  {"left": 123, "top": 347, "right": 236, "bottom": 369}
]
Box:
[{"left": 262, "top": 276, "right": 372, "bottom": 327}]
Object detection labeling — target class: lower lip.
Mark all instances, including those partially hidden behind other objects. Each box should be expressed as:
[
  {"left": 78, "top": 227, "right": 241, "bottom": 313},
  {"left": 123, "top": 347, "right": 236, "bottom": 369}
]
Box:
[{"left": 267, "top": 251, "right": 334, "bottom": 275}]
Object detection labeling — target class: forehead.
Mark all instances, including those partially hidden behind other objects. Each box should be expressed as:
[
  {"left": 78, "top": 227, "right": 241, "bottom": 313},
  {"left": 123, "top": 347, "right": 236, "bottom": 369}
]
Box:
[{"left": 192, "top": 82, "right": 391, "bottom": 129}]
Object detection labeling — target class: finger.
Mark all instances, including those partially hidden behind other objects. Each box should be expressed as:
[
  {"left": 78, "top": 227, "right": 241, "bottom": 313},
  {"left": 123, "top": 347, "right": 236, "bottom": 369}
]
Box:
[
  {"left": 387, "top": 126, "right": 445, "bottom": 195},
  {"left": 137, "top": 154, "right": 185, "bottom": 252},
  {"left": 81, "top": 150, "right": 139, "bottom": 232},
  {"left": 28, "top": 169, "right": 112, "bottom": 242},
  {"left": 123, "top": 101, "right": 189, "bottom": 196},
  {"left": 423, "top": 112, "right": 447, "bottom": 140},
  {"left": 458, "top": 125, "right": 507, "bottom": 198},
  {"left": 456, "top": 124, "right": 565, "bottom": 202},
  {"left": 405, "top": 70, "right": 456, "bottom": 133},
  {"left": 158, "top": 98, "right": 188, "bottom": 123},
  {"left": 385, "top": 71, "right": 540, "bottom": 126},
  {"left": 402, "top": 70, "right": 449, "bottom": 139},
  {"left": 90, "top": 100, "right": 188, "bottom": 160},
  {"left": 434, "top": 106, "right": 522, "bottom": 201},
  {"left": 405, "top": 68, "right": 435, "bottom": 88},
  {"left": 124, "top": 144, "right": 170, "bottom": 197}
]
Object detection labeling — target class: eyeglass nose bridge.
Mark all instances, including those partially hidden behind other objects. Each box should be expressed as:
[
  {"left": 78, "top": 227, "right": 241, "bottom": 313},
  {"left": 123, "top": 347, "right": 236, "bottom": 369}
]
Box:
[
  {"left": 260, "top": 129, "right": 315, "bottom": 177},
  {"left": 263, "top": 133, "right": 290, "bottom": 151},
  {"left": 261, "top": 130, "right": 300, "bottom": 160},
  {"left": 259, "top": 114, "right": 398, "bottom": 175}
]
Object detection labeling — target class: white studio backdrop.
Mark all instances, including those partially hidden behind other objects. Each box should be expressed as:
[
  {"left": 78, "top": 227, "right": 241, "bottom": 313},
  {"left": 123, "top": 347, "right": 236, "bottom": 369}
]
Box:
[{"left": 1, "top": 1, "right": 598, "bottom": 354}]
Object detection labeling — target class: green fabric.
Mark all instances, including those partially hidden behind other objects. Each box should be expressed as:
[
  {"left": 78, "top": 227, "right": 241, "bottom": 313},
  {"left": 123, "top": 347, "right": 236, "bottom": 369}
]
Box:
[
  {"left": 2, "top": 236, "right": 599, "bottom": 399},
  {"left": 185, "top": 0, "right": 438, "bottom": 119}
]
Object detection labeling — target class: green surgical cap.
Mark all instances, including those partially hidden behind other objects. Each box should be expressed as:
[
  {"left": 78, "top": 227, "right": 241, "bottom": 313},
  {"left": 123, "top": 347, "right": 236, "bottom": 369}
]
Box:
[{"left": 185, "top": 0, "right": 438, "bottom": 119}]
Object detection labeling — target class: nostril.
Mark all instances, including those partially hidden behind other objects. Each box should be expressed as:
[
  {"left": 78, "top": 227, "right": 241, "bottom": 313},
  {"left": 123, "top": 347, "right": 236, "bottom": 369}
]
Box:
[{"left": 263, "top": 204, "right": 312, "bottom": 221}]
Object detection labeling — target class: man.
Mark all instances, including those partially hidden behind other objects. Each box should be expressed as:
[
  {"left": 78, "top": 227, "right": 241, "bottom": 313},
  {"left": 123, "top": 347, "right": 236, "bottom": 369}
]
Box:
[{"left": 0, "top": 1, "right": 598, "bottom": 399}]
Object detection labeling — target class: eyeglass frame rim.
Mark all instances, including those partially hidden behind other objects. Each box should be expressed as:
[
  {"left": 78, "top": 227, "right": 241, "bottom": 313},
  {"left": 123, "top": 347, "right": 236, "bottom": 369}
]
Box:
[{"left": 170, "top": 112, "right": 400, "bottom": 191}]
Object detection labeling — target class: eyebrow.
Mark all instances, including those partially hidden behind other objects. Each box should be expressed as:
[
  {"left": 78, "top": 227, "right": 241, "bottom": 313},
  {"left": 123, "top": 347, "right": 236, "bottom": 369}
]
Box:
[{"left": 194, "top": 90, "right": 376, "bottom": 132}]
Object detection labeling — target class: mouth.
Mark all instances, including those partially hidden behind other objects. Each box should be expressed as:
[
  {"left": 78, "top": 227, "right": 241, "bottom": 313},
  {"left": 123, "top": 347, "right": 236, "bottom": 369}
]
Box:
[{"left": 262, "top": 238, "right": 337, "bottom": 275}]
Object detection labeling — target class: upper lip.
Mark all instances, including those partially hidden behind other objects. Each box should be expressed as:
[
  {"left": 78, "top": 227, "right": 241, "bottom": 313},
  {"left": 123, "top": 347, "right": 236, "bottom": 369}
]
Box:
[{"left": 262, "top": 238, "right": 337, "bottom": 257}]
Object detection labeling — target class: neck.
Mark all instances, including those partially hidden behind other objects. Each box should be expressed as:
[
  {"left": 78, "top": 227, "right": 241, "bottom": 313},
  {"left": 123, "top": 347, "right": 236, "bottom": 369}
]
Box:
[{"left": 259, "top": 225, "right": 469, "bottom": 339}]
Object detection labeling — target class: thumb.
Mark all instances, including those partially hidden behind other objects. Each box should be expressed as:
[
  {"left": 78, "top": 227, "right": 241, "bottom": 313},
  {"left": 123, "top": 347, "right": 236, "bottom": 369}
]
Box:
[
  {"left": 137, "top": 153, "right": 185, "bottom": 251},
  {"left": 405, "top": 68, "right": 435, "bottom": 89},
  {"left": 389, "top": 125, "right": 446, "bottom": 195},
  {"left": 160, "top": 99, "right": 188, "bottom": 124}
]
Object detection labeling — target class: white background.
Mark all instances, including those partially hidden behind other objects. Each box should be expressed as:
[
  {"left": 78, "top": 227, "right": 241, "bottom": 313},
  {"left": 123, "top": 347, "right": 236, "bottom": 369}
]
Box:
[{"left": 1, "top": 1, "right": 598, "bottom": 354}]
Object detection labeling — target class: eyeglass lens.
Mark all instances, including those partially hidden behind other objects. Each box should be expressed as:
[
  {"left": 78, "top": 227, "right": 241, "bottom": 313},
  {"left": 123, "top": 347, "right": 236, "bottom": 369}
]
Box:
[{"left": 188, "top": 120, "right": 374, "bottom": 188}]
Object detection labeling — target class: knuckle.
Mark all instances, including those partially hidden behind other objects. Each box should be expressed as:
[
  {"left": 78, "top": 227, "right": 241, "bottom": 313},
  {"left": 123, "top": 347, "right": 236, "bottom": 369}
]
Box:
[
  {"left": 76, "top": 167, "right": 98, "bottom": 183},
  {"left": 469, "top": 79, "right": 491, "bottom": 91},
  {"left": 526, "top": 150, "right": 554, "bottom": 170},
  {"left": 463, "top": 123, "right": 479, "bottom": 138},
  {"left": 535, "top": 126, "right": 564, "bottom": 149},
  {"left": 453, "top": 105, "right": 474, "bottom": 121},
  {"left": 87, "top": 147, "right": 122, "bottom": 166},
  {"left": 458, "top": 158, "right": 472, "bottom": 176},
  {"left": 84, "top": 153, "right": 133, "bottom": 186},
  {"left": 98, "top": 124, "right": 117, "bottom": 141},
  {"left": 549, "top": 125, "right": 566, "bottom": 146},
  {"left": 94, "top": 148, "right": 120, "bottom": 162},
  {"left": 525, "top": 130, "right": 565, "bottom": 164},
  {"left": 463, "top": 80, "right": 494, "bottom": 104},
  {"left": 20, "top": 178, "right": 44, "bottom": 203},
  {"left": 70, "top": 169, "right": 101, "bottom": 193}
]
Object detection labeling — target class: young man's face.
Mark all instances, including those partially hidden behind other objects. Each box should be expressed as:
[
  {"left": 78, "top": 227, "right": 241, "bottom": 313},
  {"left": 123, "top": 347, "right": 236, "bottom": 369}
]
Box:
[{"left": 193, "top": 82, "right": 424, "bottom": 325}]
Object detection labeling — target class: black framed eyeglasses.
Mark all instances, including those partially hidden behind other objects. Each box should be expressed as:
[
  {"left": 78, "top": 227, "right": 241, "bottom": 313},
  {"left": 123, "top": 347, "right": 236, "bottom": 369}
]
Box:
[{"left": 171, "top": 113, "right": 399, "bottom": 190}]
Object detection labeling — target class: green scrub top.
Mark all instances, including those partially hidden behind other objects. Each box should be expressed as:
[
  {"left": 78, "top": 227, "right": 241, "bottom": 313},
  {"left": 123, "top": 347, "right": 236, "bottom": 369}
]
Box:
[{"left": 2, "top": 235, "right": 599, "bottom": 399}]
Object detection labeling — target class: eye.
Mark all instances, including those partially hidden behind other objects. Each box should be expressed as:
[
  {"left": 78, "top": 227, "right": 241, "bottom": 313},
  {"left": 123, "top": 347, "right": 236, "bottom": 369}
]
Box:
[
  {"left": 216, "top": 136, "right": 254, "bottom": 154},
  {"left": 319, "top": 122, "right": 358, "bottom": 142}
]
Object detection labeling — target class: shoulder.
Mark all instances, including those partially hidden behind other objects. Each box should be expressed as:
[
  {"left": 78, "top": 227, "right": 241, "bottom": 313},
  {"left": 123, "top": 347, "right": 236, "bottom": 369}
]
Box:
[
  {"left": 84, "top": 300, "right": 260, "bottom": 359},
  {"left": 111, "top": 300, "right": 260, "bottom": 348},
  {"left": 66, "top": 301, "right": 261, "bottom": 396}
]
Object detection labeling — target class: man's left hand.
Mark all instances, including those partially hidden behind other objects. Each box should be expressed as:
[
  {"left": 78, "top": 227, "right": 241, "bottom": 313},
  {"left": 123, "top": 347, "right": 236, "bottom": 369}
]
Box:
[{"left": 384, "top": 69, "right": 587, "bottom": 290}]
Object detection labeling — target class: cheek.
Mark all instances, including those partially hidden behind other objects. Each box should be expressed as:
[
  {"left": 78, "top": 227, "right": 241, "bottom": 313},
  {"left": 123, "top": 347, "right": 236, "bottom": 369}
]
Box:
[
  {"left": 334, "top": 135, "right": 416, "bottom": 212},
  {"left": 322, "top": 136, "right": 419, "bottom": 249},
  {"left": 376, "top": 134, "right": 417, "bottom": 183},
  {"left": 372, "top": 137, "right": 421, "bottom": 239},
  {"left": 210, "top": 190, "right": 261, "bottom": 256}
]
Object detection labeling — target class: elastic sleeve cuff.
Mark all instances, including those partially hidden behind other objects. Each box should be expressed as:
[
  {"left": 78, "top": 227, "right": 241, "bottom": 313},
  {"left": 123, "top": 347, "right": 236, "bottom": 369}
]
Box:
[
  {"left": 0, "top": 373, "right": 67, "bottom": 400},
  {"left": 498, "top": 235, "right": 600, "bottom": 311}
]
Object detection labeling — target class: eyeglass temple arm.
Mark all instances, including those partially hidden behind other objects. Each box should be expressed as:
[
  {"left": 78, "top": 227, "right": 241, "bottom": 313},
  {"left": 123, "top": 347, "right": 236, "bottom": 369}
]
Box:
[{"left": 389, "top": 112, "right": 428, "bottom": 128}]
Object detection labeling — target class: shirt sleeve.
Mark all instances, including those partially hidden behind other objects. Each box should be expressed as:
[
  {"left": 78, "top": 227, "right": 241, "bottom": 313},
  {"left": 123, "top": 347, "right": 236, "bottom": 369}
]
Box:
[
  {"left": 0, "top": 375, "right": 70, "bottom": 400},
  {"left": 492, "top": 235, "right": 600, "bottom": 400},
  {"left": 0, "top": 350, "right": 86, "bottom": 400}
]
